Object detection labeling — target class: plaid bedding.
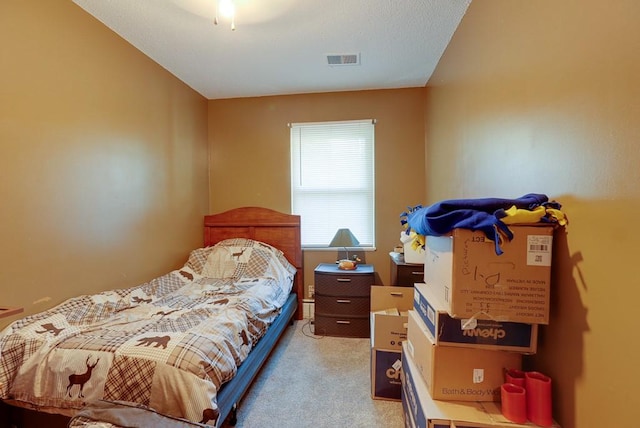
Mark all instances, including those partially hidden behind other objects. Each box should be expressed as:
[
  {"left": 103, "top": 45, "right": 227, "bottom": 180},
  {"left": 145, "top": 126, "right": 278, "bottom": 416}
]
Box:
[
  {"left": 0, "top": 239, "right": 295, "bottom": 427},
  {"left": 68, "top": 400, "right": 209, "bottom": 427}
]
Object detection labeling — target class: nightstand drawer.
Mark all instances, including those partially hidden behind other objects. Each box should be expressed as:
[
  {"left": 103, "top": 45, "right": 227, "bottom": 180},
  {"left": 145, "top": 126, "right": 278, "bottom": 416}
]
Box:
[
  {"left": 395, "top": 264, "right": 424, "bottom": 285},
  {"left": 314, "top": 314, "right": 370, "bottom": 338},
  {"left": 314, "top": 264, "right": 375, "bottom": 297},
  {"left": 315, "top": 275, "right": 373, "bottom": 296},
  {"left": 389, "top": 252, "right": 424, "bottom": 286},
  {"left": 314, "top": 294, "right": 370, "bottom": 317}
]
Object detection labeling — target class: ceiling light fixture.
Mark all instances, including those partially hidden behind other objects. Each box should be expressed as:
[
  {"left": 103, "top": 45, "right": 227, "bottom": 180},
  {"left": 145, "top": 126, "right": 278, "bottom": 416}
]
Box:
[{"left": 214, "top": 0, "right": 236, "bottom": 31}]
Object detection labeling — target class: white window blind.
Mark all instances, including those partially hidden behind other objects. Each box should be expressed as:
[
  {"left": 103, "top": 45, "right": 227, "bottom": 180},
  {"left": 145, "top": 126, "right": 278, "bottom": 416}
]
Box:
[{"left": 290, "top": 119, "right": 375, "bottom": 248}]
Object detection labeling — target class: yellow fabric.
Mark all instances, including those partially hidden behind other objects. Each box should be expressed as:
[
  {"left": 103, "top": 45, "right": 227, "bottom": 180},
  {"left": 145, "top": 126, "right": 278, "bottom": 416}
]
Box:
[
  {"left": 411, "top": 232, "right": 425, "bottom": 251},
  {"left": 500, "top": 204, "right": 568, "bottom": 227},
  {"left": 500, "top": 205, "right": 546, "bottom": 224},
  {"left": 545, "top": 207, "right": 569, "bottom": 226}
]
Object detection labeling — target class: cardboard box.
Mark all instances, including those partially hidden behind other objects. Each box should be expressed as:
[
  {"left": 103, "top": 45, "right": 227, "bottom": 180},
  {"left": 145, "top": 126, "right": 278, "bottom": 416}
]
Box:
[
  {"left": 402, "top": 389, "right": 450, "bottom": 428},
  {"left": 370, "top": 286, "right": 414, "bottom": 401},
  {"left": 423, "top": 225, "right": 554, "bottom": 324},
  {"left": 413, "top": 283, "right": 538, "bottom": 354},
  {"left": 402, "top": 396, "right": 415, "bottom": 428},
  {"left": 406, "top": 310, "right": 521, "bottom": 402},
  {"left": 370, "top": 286, "right": 415, "bottom": 350},
  {"left": 370, "top": 348, "right": 402, "bottom": 401},
  {"left": 401, "top": 342, "right": 561, "bottom": 428}
]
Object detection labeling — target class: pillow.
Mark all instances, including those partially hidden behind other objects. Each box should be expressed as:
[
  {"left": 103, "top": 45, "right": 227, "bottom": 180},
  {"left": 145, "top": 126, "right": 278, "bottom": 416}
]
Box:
[{"left": 184, "top": 239, "right": 295, "bottom": 280}]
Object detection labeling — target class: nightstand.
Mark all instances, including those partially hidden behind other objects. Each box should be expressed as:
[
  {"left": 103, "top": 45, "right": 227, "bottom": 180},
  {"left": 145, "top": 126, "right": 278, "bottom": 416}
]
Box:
[
  {"left": 389, "top": 252, "right": 424, "bottom": 286},
  {"left": 314, "top": 263, "right": 375, "bottom": 338}
]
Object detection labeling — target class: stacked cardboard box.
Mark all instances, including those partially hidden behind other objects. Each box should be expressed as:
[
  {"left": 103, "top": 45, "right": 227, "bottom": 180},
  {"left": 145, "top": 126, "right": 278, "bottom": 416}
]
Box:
[
  {"left": 370, "top": 286, "right": 414, "bottom": 401},
  {"left": 423, "top": 225, "right": 554, "bottom": 325},
  {"left": 407, "top": 289, "right": 523, "bottom": 403},
  {"left": 402, "top": 224, "right": 559, "bottom": 427},
  {"left": 402, "top": 341, "right": 561, "bottom": 428}
]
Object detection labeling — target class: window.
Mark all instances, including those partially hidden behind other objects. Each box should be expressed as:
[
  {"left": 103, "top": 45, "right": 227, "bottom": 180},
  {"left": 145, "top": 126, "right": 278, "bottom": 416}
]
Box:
[{"left": 290, "top": 119, "right": 375, "bottom": 248}]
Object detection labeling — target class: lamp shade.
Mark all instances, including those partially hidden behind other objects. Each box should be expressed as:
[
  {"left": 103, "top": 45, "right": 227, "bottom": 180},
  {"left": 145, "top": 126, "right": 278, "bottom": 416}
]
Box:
[{"left": 329, "top": 228, "right": 360, "bottom": 248}]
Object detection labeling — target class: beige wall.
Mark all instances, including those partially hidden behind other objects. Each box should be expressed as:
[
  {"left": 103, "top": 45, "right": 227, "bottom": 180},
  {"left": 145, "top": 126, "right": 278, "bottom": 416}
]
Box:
[
  {"left": 208, "top": 89, "right": 426, "bottom": 290},
  {"left": 10, "top": 0, "right": 634, "bottom": 426},
  {"left": 0, "top": 1, "right": 209, "bottom": 329},
  {"left": 425, "top": 1, "right": 640, "bottom": 426}
]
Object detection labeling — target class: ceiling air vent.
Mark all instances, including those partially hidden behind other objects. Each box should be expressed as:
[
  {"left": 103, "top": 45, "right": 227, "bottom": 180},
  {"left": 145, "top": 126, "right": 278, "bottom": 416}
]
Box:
[{"left": 327, "top": 53, "right": 360, "bottom": 66}]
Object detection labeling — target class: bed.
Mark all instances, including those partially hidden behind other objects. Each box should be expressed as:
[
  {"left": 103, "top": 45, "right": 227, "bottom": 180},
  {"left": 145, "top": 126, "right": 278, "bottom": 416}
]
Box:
[{"left": 0, "top": 207, "right": 304, "bottom": 427}]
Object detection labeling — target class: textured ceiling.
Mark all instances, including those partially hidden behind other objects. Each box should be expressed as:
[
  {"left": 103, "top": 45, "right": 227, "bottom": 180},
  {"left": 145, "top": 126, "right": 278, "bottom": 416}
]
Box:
[{"left": 72, "top": 0, "right": 471, "bottom": 100}]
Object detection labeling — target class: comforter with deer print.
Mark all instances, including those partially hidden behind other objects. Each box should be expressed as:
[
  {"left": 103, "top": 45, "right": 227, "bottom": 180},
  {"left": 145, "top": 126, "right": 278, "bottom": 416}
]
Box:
[{"left": 0, "top": 238, "right": 296, "bottom": 427}]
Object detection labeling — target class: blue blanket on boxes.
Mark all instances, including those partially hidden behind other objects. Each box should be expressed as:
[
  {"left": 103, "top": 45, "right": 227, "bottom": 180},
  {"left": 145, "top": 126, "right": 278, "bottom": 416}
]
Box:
[{"left": 405, "top": 193, "right": 561, "bottom": 255}]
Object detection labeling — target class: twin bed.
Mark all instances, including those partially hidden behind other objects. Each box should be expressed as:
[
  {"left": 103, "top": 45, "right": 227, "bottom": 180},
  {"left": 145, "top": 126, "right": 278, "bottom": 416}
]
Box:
[{"left": 0, "top": 207, "right": 304, "bottom": 427}]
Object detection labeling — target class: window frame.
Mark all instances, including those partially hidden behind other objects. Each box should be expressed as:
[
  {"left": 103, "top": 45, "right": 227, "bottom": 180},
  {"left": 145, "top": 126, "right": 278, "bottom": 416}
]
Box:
[{"left": 290, "top": 119, "right": 376, "bottom": 249}]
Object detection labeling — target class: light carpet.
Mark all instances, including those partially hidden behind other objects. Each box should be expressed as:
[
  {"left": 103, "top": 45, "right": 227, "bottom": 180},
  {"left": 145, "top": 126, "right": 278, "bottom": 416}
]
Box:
[{"left": 221, "top": 319, "right": 404, "bottom": 428}]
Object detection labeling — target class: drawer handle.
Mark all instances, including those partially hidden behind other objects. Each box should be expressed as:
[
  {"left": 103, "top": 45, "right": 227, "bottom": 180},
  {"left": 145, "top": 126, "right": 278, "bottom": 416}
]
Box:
[
  {"left": 411, "top": 271, "right": 424, "bottom": 275},
  {"left": 390, "top": 292, "right": 404, "bottom": 297},
  {"left": 336, "top": 278, "right": 352, "bottom": 282},
  {"left": 336, "top": 299, "right": 352, "bottom": 304},
  {"left": 336, "top": 320, "right": 351, "bottom": 325}
]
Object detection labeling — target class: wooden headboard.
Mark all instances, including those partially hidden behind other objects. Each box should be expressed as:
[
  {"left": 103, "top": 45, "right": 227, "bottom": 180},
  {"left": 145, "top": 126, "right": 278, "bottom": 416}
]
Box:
[{"left": 203, "top": 207, "right": 304, "bottom": 320}]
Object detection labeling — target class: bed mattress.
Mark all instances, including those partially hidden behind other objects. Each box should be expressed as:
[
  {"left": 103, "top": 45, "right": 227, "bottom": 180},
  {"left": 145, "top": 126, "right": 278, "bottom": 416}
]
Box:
[{"left": 0, "top": 238, "right": 295, "bottom": 426}]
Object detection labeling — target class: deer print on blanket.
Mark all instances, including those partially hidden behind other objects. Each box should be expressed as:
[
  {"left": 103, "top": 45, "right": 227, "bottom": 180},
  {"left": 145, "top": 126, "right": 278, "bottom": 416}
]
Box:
[
  {"left": 136, "top": 335, "right": 171, "bottom": 349},
  {"left": 66, "top": 356, "right": 100, "bottom": 398},
  {"left": 231, "top": 248, "right": 246, "bottom": 260},
  {"left": 35, "top": 323, "right": 64, "bottom": 336}
]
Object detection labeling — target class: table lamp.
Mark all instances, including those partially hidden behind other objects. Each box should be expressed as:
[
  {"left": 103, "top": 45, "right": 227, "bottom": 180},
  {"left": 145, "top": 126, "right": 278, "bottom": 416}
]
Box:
[{"left": 329, "top": 228, "right": 360, "bottom": 270}]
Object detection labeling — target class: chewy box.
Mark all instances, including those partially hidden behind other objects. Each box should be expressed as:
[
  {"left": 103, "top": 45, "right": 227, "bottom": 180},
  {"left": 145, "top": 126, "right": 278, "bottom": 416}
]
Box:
[
  {"left": 406, "top": 310, "right": 521, "bottom": 402},
  {"left": 370, "top": 348, "right": 402, "bottom": 401},
  {"left": 370, "top": 286, "right": 414, "bottom": 401},
  {"left": 423, "top": 225, "right": 554, "bottom": 324},
  {"left": 413, "top": 282, "right": 538, "bottom": 354}
]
